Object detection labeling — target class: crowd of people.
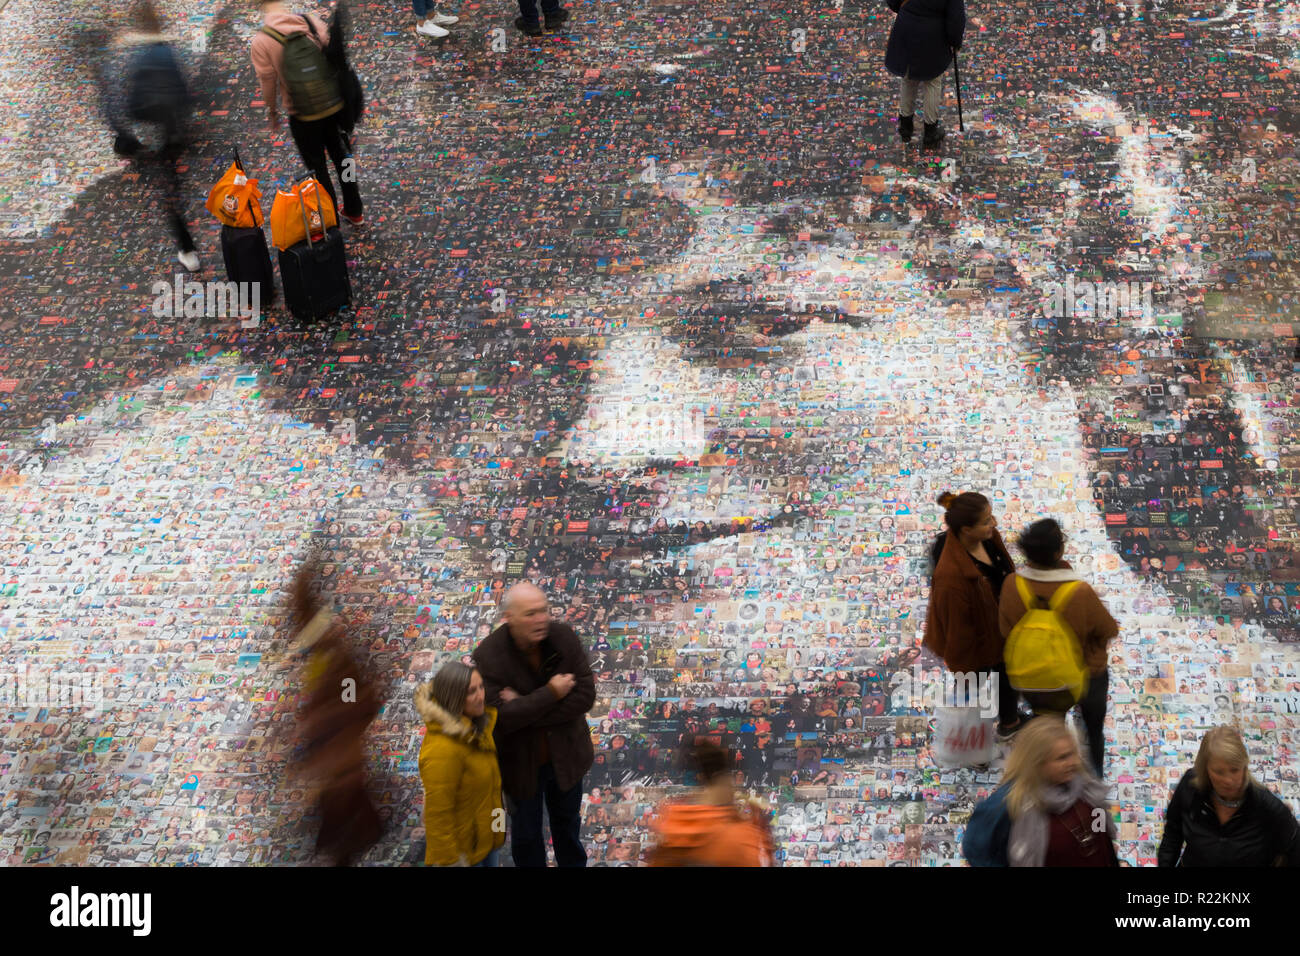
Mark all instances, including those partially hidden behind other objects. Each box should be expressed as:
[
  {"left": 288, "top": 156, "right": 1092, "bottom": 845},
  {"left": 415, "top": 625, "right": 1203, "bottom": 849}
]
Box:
[{"left": 0, "top": 1, "right": 1296, "bottom": 866}]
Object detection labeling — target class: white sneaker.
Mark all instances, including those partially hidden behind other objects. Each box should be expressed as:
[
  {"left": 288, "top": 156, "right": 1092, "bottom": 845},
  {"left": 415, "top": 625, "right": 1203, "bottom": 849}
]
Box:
[
  {"left": 431, "top": 13, "right": 459, "bottom": 25},
  {"left": 178, "top": 250, "right": 200, "bottom": 272},
  {"left": 415, "top": 20, "right": 450, "bottom": 37}
]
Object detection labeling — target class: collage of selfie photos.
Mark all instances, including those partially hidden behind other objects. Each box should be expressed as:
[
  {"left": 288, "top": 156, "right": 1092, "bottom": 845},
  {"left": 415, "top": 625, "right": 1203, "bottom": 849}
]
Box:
[{"left": 0, "top": 0, "right": 1297, "bottom": 865}]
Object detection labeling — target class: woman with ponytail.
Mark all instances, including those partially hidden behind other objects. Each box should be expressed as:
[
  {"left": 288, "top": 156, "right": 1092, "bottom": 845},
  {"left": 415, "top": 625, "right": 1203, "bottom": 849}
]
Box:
[{"left": 924, "top": 491, "right": 1023, "bottom": 737}]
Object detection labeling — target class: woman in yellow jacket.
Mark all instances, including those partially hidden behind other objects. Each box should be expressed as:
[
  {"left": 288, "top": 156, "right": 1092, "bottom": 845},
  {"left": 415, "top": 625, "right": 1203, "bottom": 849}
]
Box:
[{"left": 415, "top": 662, "right": 506, "bottom": 866}]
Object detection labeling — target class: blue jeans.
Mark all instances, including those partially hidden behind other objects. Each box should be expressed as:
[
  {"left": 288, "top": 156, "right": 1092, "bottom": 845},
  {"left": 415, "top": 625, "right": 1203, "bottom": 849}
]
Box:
[
  {"left": 508, "top": 764, "right": 586, "bottom": 867},
  {"left": 472, "top": 848, "right": 500, "bottom": 868},
  {"left": 412, "top": 0, "right": 437, "bottom": 17},
  {"left": 516, "top": 0, "right": 561, "bottom": 26}
]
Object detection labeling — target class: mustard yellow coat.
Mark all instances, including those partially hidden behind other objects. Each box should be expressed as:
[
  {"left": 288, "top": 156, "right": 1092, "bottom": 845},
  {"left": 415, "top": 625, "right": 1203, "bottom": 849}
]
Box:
[{"left": 415, "top": 684, "right": 506, "bottom": 866}]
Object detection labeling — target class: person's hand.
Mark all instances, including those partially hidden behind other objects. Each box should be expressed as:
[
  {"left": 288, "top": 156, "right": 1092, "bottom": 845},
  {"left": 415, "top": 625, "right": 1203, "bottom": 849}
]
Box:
[
  {"left": 547, "top": 673, "right": 576, "bottom": 699},
  {"left": 499, "top": 687, "right": 519, "bottom": 702}
]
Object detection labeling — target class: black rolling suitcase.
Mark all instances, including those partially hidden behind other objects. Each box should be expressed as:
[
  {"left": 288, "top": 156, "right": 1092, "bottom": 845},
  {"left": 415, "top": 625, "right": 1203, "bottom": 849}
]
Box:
[
  {"left": 277, "top": 174, "right": 351, "bottom": 321},
  {"left": 221, "top": 224, "right": 276, "bottom": 306}
]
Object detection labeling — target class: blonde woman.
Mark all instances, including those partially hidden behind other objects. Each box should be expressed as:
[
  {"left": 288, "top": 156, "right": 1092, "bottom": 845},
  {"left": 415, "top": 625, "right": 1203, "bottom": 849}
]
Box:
[
  {"left": 962, "top": 717, "right": 1118, "bottom": 867},
  {"left": 1157, "top": 726, "right": 1300, "bottom": 867}
]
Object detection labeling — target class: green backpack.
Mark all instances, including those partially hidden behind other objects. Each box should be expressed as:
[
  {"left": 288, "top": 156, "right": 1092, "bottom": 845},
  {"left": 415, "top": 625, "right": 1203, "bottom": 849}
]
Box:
[
  {"left": 262, "top": 17, "right": 342, "bottom": 121},
  {"left": 1004, "top": 577, "right": 1089, "bottom": 706}
]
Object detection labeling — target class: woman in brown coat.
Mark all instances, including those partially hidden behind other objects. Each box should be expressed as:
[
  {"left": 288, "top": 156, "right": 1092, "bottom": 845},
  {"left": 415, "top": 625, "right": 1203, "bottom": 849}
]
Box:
[{"left": 924, "top": 491, "right": 1024, "bottom": 736}]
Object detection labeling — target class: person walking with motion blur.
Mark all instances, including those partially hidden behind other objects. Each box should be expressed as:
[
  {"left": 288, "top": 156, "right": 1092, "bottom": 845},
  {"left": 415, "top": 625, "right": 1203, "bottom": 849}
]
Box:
[
  {"left": 999, "top": 518, "right": 1118, "bottom": 777},
  {"left": 1158, "top": 726, "right": 1300, "bottom": 867},
  {"left": 926, "top": 492, "right": 1024, "bottom": 738},
  {"left": 962, "top": 716, "right": 1119, "bottom": 867},
  {"left": 648, "top": 742, "right": 774, "bottom": 866},
  {"left": 289, "top": 559, "right": 383, "bottom": 866},
  {"left": 95, "top": 1, "right": 200, "bottom": 272},
  {"left": 884, "top": 0, "right": 966, "bottom": 149},
  {"left": 415, "top": 662, "right": 506, "bottom": 866}
]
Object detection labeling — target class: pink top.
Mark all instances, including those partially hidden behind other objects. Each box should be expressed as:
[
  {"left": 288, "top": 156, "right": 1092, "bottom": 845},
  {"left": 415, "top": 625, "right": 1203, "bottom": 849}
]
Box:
[{"left": 249, "top": 10, "right": 330, "bottom": 116}]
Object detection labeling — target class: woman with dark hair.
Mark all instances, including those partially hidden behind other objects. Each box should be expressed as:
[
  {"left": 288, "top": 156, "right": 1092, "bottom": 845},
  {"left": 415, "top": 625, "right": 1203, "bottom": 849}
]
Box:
[
  {"left": 1157, "top": 726, "right": 1300, "bottom": 867},
  {"left": 414, "top": 661, "right": 506, "bottom": 867},
  {"left": 648, "top": 741, "right": 774, "bottom": 866},
  {"left": 925, "top": 491, "right": 1022, "bottom": 737},
  {"left": 999, "top": 518, "right": 1119, "bottom": 777}
]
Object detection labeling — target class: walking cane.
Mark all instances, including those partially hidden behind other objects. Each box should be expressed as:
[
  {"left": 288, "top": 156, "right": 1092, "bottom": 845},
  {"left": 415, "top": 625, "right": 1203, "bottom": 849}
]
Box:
[{"left": 951, "top": 47, "right": 965, "bottom": 133}]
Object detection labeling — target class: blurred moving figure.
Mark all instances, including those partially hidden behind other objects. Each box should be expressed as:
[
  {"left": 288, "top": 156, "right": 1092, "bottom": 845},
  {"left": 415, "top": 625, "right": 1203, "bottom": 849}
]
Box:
[
  {"left": 95, "top": 1, "right": 199, "bottom": 271},
  {"left": 290, "top": 559, "right": 383, "bottom": 866},
  {"left": 1158, "top": 726, "right": 1300, "bottom": 867},
  {"left": 999, "top": 518, "right": 1119, "bottom": 777},
  {"left": 415, "top": 662, "right": 506, "bottom": 867},
  {"left": 648, "top": 742, "right": 774, "bottom": 867},
  {"left": 963, "top": 717, "right": 1119, "bottom": 867}
]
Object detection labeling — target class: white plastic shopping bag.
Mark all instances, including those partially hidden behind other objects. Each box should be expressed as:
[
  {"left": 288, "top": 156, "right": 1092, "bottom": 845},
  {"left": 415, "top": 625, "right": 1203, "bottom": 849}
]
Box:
[{"left": 933, "top": 705, "right": 996, "bottom": 768}]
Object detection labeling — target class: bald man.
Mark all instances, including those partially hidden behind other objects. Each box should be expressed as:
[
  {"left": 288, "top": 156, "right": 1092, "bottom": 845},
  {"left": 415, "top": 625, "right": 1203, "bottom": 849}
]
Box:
[{"left": 472, "top": 583, "right": 595, "bottom": 867}]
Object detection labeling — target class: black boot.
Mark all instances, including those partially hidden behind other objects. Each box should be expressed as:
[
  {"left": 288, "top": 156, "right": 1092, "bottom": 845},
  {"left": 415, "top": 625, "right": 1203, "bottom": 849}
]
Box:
[
  {"left": 922, "top": 121, "right": 945, "bottom": 149},
  {"left": 897, "top": 114, "right": 913, "bottom": 143},
  {"left": 544, "top": 7, "right": 571, "bottom": 29},
  {"left": 514, "top": 16, "right": 543, "bottom": 36}
]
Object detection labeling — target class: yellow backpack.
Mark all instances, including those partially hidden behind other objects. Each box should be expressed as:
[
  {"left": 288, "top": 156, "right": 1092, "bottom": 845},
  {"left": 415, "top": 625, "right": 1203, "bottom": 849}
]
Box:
[{"left": 1004, "top": 577, "right": 1089, "bottom": 705}]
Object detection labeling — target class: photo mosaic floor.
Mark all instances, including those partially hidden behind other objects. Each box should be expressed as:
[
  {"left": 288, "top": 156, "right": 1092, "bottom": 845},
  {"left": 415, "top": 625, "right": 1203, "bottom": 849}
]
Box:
[{"left": 0, "top": 0, "right": 1297, "bottom": 865}]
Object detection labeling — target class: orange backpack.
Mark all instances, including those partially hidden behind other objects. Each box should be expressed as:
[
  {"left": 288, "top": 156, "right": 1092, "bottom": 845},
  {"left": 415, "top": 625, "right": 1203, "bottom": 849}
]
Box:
[
  {"left": 269, "top": 176, "right": 337, "bottom": 251},
  {"left": 205, "top": 153, "right": 265, "bottom": 229}
]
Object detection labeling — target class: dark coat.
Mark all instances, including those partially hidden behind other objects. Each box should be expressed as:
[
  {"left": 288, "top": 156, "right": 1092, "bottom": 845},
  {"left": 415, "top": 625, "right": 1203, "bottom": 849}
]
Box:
[
  {"left": 472, "top": 621, "right": 595, "bottom": 801},
  {"left": 1157, "top": 774, "right": 1300, "bottom": 867},
  {"left": 962, "top": 783, "right": 1011, "bottom": 866},
  {"left": 924, "top": 528, "right": 1015, "bottom": 672},
  {"left": 885, "top": 0, "right": 966, "bottom": 82}
]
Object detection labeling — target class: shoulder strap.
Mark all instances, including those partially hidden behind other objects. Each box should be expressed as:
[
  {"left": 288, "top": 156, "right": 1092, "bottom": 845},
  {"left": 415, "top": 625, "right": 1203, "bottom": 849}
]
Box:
[
  {"left": 1014, "top": 576, "right": 1036, "bottom": 612},
  {"left": 1048, "top": 580, "right": 1083, "bottom": 613},
  {"left": 300, "top": 14, "right": 322, "bottom": 43},
  {"left": 260, "top": 25, "right": 288, "bottom": 45}
]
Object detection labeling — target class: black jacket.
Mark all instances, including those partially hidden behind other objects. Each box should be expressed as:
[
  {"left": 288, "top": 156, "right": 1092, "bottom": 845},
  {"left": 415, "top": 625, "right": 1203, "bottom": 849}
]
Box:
[
  {"left": 884, "top": 0, "right": 966, "bottom": 82},
  {"left": 1157, "top": 774, "right": 1300, "bottom": 867},
  {"left": 472, "top": 621, "right": 595, "bottom": 801}
]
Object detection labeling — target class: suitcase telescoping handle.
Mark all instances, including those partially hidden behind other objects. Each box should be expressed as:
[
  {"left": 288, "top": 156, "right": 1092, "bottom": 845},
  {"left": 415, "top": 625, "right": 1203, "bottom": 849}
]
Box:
[{"left": 294, "top": 171, "right": 325, "bottom": 251}]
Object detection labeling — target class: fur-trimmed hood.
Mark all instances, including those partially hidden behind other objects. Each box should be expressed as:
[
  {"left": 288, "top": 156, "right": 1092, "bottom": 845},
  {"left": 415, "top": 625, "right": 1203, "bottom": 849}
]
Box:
[{"left": 414, "top": 682, "right": 496, "bottom": 749}]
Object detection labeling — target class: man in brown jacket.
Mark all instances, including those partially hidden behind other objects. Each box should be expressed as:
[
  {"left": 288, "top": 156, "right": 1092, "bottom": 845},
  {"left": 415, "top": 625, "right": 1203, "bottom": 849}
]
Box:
[
  {"left": 472, "top": 582, "right": 594, "bottom": 866},
  {"left": 999, "top": 518, "right": 1119, "bottom": 776}
]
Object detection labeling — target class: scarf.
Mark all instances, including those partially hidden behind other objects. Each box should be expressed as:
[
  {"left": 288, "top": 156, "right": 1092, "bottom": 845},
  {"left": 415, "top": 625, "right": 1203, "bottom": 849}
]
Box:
[{"left": 1007, "top": 773, "right": 1113, "bottom": 867}]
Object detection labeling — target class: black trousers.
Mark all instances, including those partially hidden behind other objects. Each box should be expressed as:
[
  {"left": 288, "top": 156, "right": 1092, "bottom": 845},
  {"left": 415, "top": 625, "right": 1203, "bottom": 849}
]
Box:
[
  {"left": 508, "top": 763, "right": 586, "bottom": 867},
  {"left": 289, "top": 113, "right": 363, "bottom": 219},
  {"left": 137, "top": 140, "right": 195, "bottom": 253},
  {"left": 516, "top": 0, "right": 561, "bottom": 25},
  {"left": 1024, "top": 668, "right": 1110, "bottom": 777}
]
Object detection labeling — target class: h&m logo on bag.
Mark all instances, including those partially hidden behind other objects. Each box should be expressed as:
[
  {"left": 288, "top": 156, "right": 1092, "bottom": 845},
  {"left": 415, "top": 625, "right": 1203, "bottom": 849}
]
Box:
[{"left": 49, "top": 886, "right": 151, "bottom": 937}]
